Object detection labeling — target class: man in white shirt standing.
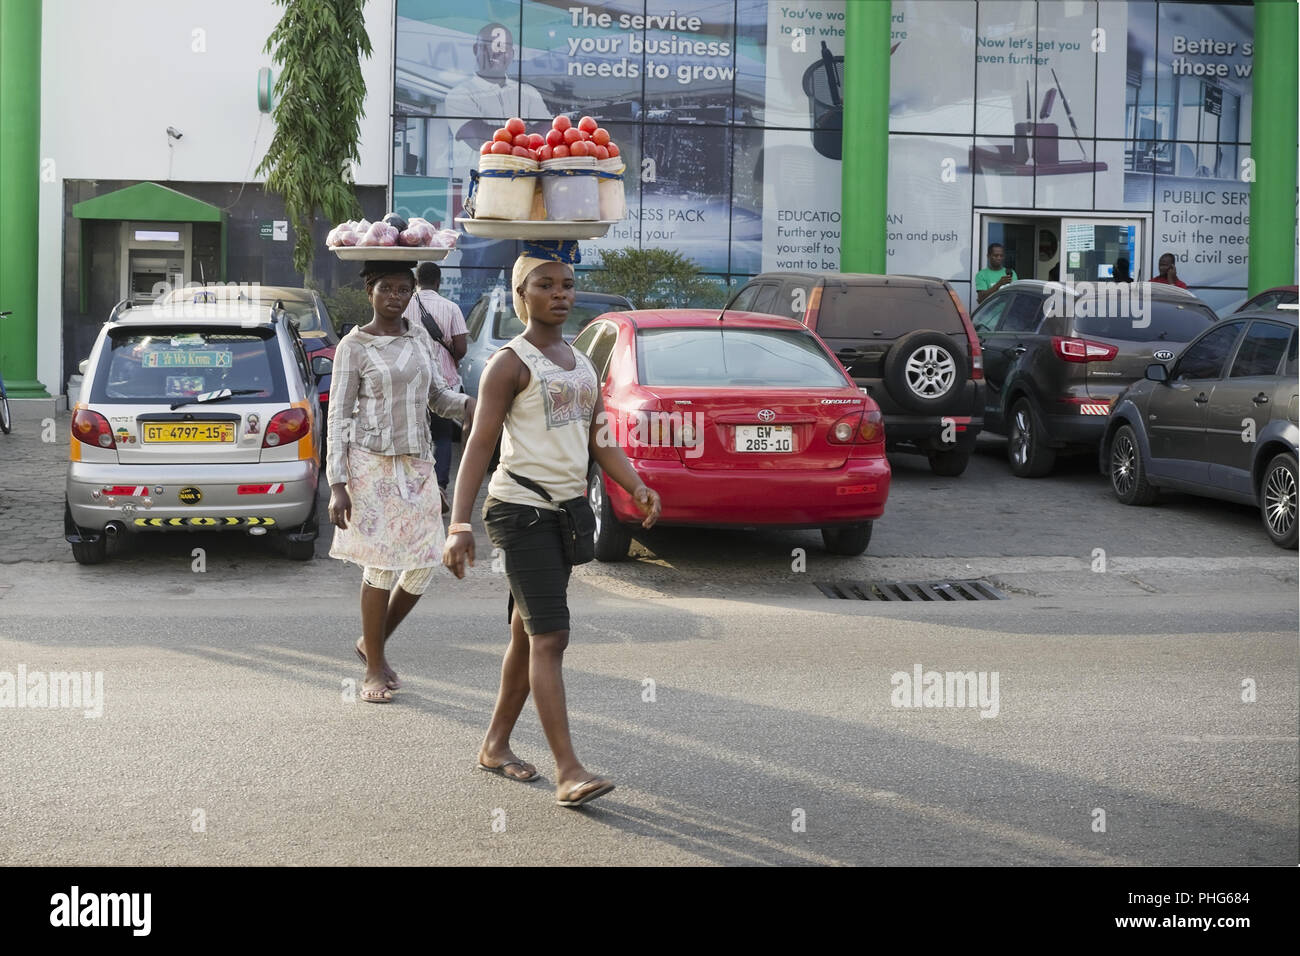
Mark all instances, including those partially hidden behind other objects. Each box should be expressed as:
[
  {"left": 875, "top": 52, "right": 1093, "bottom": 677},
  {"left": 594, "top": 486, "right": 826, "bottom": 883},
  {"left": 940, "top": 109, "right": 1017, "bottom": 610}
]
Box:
[
  {"left": 404, "top": 261, "right": 469, "bottom": 493},
  {"left": 444, "top": 21, "right": 552, "bottom": 318}
]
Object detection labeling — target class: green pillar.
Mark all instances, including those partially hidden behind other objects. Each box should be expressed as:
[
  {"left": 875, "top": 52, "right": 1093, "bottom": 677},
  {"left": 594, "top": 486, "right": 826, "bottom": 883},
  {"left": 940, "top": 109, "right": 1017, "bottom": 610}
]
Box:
[
  {"left": 840, "top": 0, "right": 892, "bottom": 274},
  {"left": 0, "top": 0, "right": 49, "bottom": 397},
  {"left": 1247, "top": 0, "right": 1298, "bottom": 296}
]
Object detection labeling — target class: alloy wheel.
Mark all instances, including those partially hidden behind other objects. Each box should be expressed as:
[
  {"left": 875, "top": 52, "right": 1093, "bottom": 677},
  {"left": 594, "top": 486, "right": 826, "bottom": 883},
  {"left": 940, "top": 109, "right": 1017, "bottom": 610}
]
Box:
[
  {"left": 1111, "top": 434, "right": 1137, "bottom": 497},
  {"left": 904, "top": 346, "right": 956, "bottom": 399},
  {"left": 1264, "top": 463, "right": 1296, "bottom": 538},
  {"left": 589, "top": 471, "right": 603, "bottom": 538},
  {"left": 1010, "top": 409, "right": 1030, "bottom": 467}
]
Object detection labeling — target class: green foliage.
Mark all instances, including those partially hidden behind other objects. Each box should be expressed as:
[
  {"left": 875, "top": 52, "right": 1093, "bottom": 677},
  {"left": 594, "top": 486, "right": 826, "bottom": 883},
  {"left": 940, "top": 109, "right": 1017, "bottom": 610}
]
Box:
[
  {"left": 308, "top": 278, "right": 371, "bottom": 330},
  {"left": 257, "top": 0, "right": 372, "bottom": 274},
  {"left": 582, "top": 247, "right": 728, "bottom": 310}
]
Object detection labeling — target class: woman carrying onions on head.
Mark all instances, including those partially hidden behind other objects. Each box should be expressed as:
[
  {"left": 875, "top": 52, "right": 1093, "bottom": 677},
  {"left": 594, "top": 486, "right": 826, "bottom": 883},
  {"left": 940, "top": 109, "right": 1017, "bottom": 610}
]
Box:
[
  {"left": 443, "top": 242, "right": 660, "bottom": 808},
  {"left": 327, "top": 260, "right": 475, "bottom": 704}
]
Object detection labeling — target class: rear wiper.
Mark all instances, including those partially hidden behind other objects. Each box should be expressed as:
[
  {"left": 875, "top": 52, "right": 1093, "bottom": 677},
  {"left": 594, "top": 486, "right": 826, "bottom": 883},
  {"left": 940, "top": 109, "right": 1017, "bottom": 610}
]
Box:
[{"left": 170, "top": 388, "right": 263, "bottom": 410}]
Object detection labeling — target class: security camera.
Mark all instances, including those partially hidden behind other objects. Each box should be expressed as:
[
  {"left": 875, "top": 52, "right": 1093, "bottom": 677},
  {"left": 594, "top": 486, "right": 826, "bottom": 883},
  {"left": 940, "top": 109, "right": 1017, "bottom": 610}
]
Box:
[{"left": 166, "top": 127, "right": 183, "bottom": 140}]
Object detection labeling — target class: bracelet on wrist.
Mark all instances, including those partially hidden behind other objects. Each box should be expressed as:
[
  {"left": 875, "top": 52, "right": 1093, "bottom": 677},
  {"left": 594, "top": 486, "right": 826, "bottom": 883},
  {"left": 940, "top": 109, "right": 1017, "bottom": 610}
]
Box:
[{"left": 448, "top": 522, "right": 473, "bottom": 536}]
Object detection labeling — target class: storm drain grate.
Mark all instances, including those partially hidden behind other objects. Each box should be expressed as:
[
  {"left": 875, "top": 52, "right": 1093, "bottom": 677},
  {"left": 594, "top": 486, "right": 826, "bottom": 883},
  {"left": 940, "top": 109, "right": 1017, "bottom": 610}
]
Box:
[{"left": 815, "top": 579, "right": 1009, "bottom": 601}]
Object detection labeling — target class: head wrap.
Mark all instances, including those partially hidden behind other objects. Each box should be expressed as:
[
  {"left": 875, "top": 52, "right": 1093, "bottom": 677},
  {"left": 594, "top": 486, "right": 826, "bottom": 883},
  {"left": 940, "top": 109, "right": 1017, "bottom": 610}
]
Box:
[
  {"left": 511, "top": 241, "right": 581, "bottom": 322},
  {"left": 358, "top": 260, "right": 416, "bottom": 291}
]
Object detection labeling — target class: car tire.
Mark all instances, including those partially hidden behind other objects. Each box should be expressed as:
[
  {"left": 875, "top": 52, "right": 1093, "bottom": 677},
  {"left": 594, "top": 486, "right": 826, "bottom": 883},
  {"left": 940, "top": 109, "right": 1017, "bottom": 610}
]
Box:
[
  {"left": 65, "top": 501, "right": 107, "bottom": 565},
  {"left": 1260, "top": 452, "right": 1298, "bottom": 549},
  {"left": 282, "top": 494, "right": 319, "bottom": 561},
  {"left": 1007, "top": 397, "right": 1056, "bottom": 478},
  {"left": 0, "top": 390, "right": 11, "bottom": 434},
  {"left": 589, "top": 466, "right": 631, "bottom": 562},
  {"left": 821, "top": 522, "right": 873, "bottom": 556},
  {"left": 1109, "top": 424, "right": 1158, "bottom": 506},
  {"left": 927, "top": 447, "right": 971, "bottom": 477},
  {"left": 882, "top": 330, "right": 968, "bottom": 414}
]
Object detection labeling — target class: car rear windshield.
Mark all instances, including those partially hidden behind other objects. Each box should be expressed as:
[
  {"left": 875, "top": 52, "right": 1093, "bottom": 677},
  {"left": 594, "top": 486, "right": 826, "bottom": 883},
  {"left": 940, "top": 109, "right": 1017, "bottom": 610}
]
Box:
[
  {"left": 638, "top": 327, "right": 848, "bottom": 387},
  {"left": 1074, "top": 300, "right": 1216, "bottom": 342},
  {"left": 816, "top": 283, "right": 964, "bottom": 339},
  {"left": 495, "top": 298, "right": 627, "bottom": 340},
  {"left": 89, "top": 328, "right": 288, "bottom": 404}
]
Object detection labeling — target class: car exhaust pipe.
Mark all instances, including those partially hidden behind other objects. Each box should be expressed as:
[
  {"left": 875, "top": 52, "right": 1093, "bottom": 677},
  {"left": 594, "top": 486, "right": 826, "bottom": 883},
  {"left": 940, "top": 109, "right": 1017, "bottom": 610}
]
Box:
[{"left": 104, "top": 521, "right": 125, "bottom": 537}]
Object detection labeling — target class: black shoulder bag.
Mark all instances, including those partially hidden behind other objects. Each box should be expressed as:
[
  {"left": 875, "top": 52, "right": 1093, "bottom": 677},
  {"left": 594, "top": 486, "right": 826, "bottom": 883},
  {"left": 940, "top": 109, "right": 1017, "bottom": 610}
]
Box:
[
  {"left": 505, "top": 469, "right": 596, "bottom": 565},
  {"left": 414, "top": 294, "right": 449, "bottom": 349}
]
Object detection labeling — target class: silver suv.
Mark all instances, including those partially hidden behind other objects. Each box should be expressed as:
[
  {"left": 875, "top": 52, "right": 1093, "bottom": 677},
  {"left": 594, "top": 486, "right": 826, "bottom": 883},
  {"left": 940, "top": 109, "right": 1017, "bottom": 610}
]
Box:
[{"left": 65, "top": 295, "right": 322, "bottom": 563}]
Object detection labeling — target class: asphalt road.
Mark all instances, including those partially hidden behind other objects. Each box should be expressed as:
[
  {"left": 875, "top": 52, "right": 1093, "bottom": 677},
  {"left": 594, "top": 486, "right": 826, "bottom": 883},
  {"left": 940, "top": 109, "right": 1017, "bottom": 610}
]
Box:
[{"left": 0, "top": 430, "right": 1295, "bottom": 865}]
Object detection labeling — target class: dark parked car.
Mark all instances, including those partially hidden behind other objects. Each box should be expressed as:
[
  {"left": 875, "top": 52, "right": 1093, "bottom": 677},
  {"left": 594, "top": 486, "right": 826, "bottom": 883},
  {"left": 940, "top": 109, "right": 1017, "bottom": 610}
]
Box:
[
  {"left": 723, "top": 272, "right": 985, "bottom": 476},
  {"left": 1217, "top": 284, "right": 1298, "bottom": 318},
  {"left": 458, "top": 287, "right": 634, "bottom": 400},
  {"left": 971, "top": 280, "right": 1218, "bottom": 477},
  {"left": 1101, "top": 311, "right": 1297, "bottom": 548}
]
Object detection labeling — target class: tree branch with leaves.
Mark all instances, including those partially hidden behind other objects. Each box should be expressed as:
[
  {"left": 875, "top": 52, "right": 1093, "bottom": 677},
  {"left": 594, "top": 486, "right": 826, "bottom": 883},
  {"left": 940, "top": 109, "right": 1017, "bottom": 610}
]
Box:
[
  {"left": 257, "top": 0, "right": 372, "bottom": 274},
  {"left": 581, "top": 247, "right": 728, "bottom": 309}
]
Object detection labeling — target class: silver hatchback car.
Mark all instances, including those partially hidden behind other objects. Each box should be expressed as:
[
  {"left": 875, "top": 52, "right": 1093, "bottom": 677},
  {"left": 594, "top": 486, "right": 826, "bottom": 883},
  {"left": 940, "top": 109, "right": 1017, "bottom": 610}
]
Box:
[{"left": 65, "top": 295, "right": 322, "bottom": 563}]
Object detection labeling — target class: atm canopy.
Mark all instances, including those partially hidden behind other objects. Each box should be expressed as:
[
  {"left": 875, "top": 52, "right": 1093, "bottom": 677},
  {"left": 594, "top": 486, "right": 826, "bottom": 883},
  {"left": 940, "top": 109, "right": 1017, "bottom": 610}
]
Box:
[{"left": 72, "top": 182, "right": 223, "bottom": 222}]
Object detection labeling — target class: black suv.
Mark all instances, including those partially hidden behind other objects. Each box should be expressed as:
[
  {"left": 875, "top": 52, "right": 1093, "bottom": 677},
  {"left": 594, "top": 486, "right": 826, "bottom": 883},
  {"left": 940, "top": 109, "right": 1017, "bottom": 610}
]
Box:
[
  {"left": 971, "top": 280, "right": 1218, "bottom": 477},
  {"left": 723, "top": 272, "right": 985, "bottom": 476}
]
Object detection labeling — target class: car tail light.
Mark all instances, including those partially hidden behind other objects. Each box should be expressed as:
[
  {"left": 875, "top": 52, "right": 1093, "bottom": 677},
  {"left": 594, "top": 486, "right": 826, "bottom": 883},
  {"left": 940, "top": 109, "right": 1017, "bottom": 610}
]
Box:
[
  {"left": 617, "top": 409, "right": 677, "bottom": 460},
  {"left": 828, "top": 411, "right": 863, "bottom": 444},
  {"left": 858, "top": 408, "right": 884, "bottom": 443},
  {"left": 1053, "top": 336, "right": 1118, "bottom": 363},
  {"left": 71, "top": 409, "right": 116, "bottom": 448},
  {"left": 949, "top": 287, "right": 983, "bottom": 381},
  {"left": 262, "top": 408, "right": 309, "bottom": 447}
]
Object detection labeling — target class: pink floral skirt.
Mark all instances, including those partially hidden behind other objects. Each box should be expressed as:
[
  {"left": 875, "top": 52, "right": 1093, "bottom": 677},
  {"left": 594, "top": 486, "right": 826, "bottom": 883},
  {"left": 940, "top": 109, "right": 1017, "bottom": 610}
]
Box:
[{"left": 329, "top": 447, "right": 444, "bottom": 571}]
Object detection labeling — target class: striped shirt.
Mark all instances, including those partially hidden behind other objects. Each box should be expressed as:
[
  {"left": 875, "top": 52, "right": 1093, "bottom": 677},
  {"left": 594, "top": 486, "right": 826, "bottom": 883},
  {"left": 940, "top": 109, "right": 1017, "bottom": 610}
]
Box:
[
  {"left": 402, "top": 289, "right": 467, "bottom": 388},
  {"left": 326, "top": 320, "right": 469, "bottom": 485}
]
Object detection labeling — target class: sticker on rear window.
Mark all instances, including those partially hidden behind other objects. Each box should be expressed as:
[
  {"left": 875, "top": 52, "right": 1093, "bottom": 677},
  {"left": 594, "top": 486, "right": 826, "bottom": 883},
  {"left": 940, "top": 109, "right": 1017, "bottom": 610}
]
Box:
[
  {"left": 166, "top": 375, "right": 207, "bottom": 396},
  {"left": 144, "top": 350, "right": 233, "bottom": 368}
]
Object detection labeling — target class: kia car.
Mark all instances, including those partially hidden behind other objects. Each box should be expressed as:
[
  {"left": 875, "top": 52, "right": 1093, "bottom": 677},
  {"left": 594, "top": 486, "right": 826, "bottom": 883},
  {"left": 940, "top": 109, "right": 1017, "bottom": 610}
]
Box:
[
  {"left": 572, "top": 309, "right": 891, "bottom": 559},
  {"left": 971, "top": 280, "right": 1218, "bottom": 477},
  {"left": 1101, "top": 310, "right": 1297, "bottom": 548},
  {"left": 722, "top": 272, "right": 985, "bottom": 476},
  {"left": 65, "top": 295, "right": 322, "bottom": 564}
]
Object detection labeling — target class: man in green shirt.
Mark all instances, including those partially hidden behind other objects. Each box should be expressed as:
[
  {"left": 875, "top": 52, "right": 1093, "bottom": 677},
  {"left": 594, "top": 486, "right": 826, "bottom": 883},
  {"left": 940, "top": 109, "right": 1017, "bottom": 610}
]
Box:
[{"left": 975, "top": 243, "right": 1018, "bottom": 303}]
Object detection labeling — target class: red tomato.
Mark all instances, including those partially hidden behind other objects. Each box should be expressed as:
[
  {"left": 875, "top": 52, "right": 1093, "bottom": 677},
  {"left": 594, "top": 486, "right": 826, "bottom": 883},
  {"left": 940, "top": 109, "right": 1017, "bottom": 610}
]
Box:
[
  {"left": 493, "top": 129, "right": 513, "bottom": 144},
  {"left": 527, "top": 133, "right": 545, "bottom": 149},
  {"left": 552, "top": 115, "right": 572, "bottom": 131},
  {"left": 606, "top": 143, "right": 620, "bottom": 157},
  {"left": 562, "top": 127, "right": 582, "bottom": 145},
  {"left": 578, "top": 116, "right": 598, "bottom": 133},
  {"left": 592, "top": 128, "right": 611, "bottom": 146},
  {"left": 511, "top": 145, "right": 532, "bottom": 158},
  {"left": 490, "top": 141, "right": 513, "bottom": 155},
  {"left": 480, "top": 141, "right": 494, "bottom": 154},
  {"left": 592, "top": 144, "right": 610, "bottom": 160},
  {"left": 551, "top": 144, "right": 570, "bottom": 158},
  {"left": 537, "top": 144, "right": 553, "bottom": 161},
  {"left": 569, "top": 140, "right": 588, "bottom": 157},
  {"left": 513, "top": 133, "right": 530, "bottom": 148},
  {"left": 545, "top": 128, "right": 564, "bottom": 147},
  {"left": 505, "top": 117, "right": 526, "bottom": 137}
]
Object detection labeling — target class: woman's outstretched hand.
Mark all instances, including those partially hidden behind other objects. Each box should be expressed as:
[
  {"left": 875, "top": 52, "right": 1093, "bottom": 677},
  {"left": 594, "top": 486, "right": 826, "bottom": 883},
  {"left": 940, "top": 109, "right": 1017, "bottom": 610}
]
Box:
[
  {"left": 632, "top": 485, "right": 661, "bottom": 529},
  {"left": 443, "top": 531, "right": 475, "bottom": 578}
]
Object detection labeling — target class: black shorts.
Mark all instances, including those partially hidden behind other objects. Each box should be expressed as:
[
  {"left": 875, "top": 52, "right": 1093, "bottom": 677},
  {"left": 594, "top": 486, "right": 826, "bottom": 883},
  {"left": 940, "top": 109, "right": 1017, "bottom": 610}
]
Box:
[{"left": 482, "top": 497, "right": 572, "bottom": 635}]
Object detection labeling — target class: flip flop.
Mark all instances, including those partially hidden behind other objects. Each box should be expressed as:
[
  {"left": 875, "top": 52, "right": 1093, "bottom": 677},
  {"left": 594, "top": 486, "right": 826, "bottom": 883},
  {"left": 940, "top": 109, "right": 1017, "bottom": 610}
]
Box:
[
  {"left": 360, "top": 685, "right": 393, "bottom": 704},
  {"left": 557, "top": 778, "right": 615, "bottom": 808},
  {"left": 355, "top": 639, "right": 401, "bottom": 690},
  {"left": 477, "top": 760, "right": 541, "bottom": 783}
]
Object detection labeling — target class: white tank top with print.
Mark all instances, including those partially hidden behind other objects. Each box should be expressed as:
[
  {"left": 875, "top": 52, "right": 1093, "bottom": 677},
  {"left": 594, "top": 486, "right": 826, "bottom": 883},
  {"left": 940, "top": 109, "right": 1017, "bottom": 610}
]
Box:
[{"left": 486, "top": 335, "right": 598, "bottom": 510}]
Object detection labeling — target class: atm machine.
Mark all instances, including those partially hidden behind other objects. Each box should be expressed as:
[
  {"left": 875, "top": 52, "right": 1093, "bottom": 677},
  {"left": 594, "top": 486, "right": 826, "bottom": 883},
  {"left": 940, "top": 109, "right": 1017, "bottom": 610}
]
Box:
[{"left": 119, "top": 221, "right": 191, "bottom": 303}]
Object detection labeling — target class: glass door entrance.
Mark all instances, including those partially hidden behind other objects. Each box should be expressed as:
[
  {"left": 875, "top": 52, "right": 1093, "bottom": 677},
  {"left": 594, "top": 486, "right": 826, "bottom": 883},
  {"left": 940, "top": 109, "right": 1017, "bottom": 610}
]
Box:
[{"left": 1059, "top": 218, "right": 1145, "bottom": 283}]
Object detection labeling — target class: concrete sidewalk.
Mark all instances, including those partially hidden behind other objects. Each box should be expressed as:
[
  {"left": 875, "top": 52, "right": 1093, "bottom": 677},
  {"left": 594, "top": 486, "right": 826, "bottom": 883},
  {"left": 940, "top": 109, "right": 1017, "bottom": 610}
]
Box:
[{"left": 0, "top": 410, "right": 69, "bottom": 563}]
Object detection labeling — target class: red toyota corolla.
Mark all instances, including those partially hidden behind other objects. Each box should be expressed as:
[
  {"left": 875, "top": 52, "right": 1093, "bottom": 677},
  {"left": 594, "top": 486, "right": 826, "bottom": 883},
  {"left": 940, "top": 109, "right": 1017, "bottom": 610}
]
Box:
[{"left": 572, "top": 309, "right": 891, "bottom": 560}]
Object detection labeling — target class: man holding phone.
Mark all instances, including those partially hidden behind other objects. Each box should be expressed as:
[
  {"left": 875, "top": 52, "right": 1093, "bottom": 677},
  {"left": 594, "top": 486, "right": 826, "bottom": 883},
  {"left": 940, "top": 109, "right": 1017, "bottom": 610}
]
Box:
[
  {"left": 976, "top": 243, "right": 1018, "bottom": 303},
  {"left": 1150, "top": 252, "right": 1188, "bottom": 288}
]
